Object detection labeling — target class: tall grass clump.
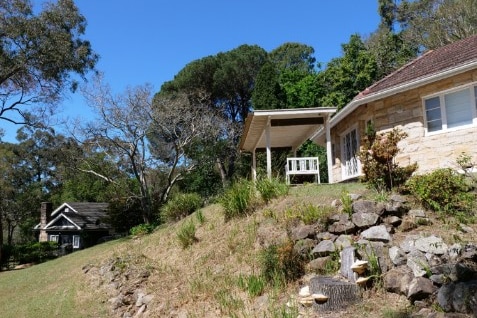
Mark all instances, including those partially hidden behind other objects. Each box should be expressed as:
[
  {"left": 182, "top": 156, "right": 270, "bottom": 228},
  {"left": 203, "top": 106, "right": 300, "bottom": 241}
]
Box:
[
  {"left": 177, "top": 220, "right": 198, "bottom": 249},
  {"left": 256, "top": 177, "right": 288, "bottom": 203},
  {"left": 219, "top": 179, "right": 256, "bottom": 220},
  {"left": 160, "top": 192, "right": 203, "bottom": 222},
  {"left": 260, "top": 241, "right": 305, "bottom": 288},
  {"left": 406, "top": 168, "right": 475, "bottom": 217}
]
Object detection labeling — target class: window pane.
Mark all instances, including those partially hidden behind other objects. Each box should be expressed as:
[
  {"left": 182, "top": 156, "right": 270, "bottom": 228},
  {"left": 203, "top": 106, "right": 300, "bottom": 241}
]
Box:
[
  {"left": 427, "top": 119, "right": 442, "bottom": 132},
  {"left": 445, "top": 89, "right": 472, "bottom": 128},
  {"left": 425, "top": 97, "right": 442, "bottom": 131},
  {"left": 474, "top": 86, "right": 477, "bottom": 112}
]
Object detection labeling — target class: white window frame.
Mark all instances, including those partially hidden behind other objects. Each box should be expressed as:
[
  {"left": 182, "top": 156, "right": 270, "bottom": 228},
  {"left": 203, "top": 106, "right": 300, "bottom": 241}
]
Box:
[
  {"left": 423, "top": 82, "right": 477, "bottom": 135},
  {"left": 72, "top": 235, "right": 80, "bottom": 249},
  {"left": 340, "top": 125, "right": 361, "bottom": 180},
  {"left": 49, "top": 234, "right": 59, "bottom": 243}
]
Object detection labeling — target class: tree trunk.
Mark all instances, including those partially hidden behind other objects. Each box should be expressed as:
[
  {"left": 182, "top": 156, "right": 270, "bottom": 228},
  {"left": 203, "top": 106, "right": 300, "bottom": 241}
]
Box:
[
  {"left": 0, "top": 212, "right": 3, "bottom": 271},
  {"left": 309, "top": 276, "right": 361, "bottom": 312}
]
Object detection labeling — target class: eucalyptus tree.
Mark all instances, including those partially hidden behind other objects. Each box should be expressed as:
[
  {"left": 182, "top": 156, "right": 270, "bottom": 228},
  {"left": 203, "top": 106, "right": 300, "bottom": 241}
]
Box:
[{"left": 0, "top": 0, "right": 97, "bottom": 126}]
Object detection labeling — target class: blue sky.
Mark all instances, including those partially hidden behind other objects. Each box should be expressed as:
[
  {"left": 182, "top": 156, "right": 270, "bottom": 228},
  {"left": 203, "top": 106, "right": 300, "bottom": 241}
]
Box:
[{"left": 2, "top": 0, "right": 380, "bottom": 142}]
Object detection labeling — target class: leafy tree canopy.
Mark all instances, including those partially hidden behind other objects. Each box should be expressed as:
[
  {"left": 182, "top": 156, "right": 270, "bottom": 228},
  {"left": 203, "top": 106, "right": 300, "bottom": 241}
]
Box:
[{"left": 0, "top": 0, "right": 98, "bottom": 126}]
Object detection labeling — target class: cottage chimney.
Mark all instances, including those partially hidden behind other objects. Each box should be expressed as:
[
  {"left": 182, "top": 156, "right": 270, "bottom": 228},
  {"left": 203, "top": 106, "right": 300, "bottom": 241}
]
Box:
[{"left": 39, "top": 202, "right": 53, "bottom": 242}]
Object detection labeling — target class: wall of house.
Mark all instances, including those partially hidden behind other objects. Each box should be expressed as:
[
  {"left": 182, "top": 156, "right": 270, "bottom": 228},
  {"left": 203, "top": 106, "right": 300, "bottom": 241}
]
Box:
[{"left": 329, "top": 69, "right": 477, "bottom": 183}]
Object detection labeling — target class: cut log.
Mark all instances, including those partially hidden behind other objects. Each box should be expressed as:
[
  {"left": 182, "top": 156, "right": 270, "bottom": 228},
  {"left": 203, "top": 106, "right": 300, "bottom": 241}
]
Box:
[
  {"left": 340, "top": 246, "right": 357, "bottom": 282},
  {"left": 309, "top": 276, "right": 361, "bottom": 312}
]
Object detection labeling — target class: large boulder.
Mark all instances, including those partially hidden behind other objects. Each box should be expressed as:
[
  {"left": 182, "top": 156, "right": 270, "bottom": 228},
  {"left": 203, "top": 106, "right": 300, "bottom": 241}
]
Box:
[
  {"left": 360, "top": 225, "right": 392, "bottom": 243},
  {"left": 407, "top": 277, "right": 437, "bottom": 302},
  {"left": 437, "top": 280, "right": 477, "bottom": 315},
  {"left": 352, "top": 212, "right": 379, "bottom": 229},
  {"left": 312, "top": 240, "right": 336, "bottom": 257}
]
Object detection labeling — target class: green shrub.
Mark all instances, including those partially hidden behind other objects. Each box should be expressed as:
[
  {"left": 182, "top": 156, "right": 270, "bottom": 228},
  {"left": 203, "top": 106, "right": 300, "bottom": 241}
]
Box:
[
  {"left": 359, "top": 126, "right": 417, "bottom": 191},
  {"left": 406, "top": 168, "right": 475, "bottom": 215},
  {"left": 340, "top": 189, "right": 353, "bottom": 215},
  {"left": 177, "top": 220, "right": 197, "bottom": 249},
  {"left": 13, "top": 241, "right": 59, "bottom": 264},
  {"left": 161, "top": 192, "right": 203, "bottom": 222},
  {"left": 219, "top": 179, "right": 257, "bottom": 220},
  {"left": 256, "top": 177, "right": 288, "bottom": 203},
  {"left": 129, "top": 223, "right": 155, "bottom": 236},
  {"left": 260, "top": 241, "right": 305, "bottom": 287}
]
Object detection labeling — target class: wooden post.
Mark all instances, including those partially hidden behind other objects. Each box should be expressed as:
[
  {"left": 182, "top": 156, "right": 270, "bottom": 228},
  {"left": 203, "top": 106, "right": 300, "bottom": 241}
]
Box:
[
  {"left": 326, "top": 115, "right": 333, "bottom": 184},
  {"left": 252, "top": 148, "right": 257, "bottom": 181},
  {"left": 266, "top": 116, "right": 271, "bottom": 180}
]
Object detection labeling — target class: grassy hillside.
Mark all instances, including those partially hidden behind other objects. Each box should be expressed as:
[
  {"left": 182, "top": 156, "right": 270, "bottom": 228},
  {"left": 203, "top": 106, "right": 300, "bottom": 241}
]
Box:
[{"left": 0, "top": 183, "right": 417, "bottom": 318}]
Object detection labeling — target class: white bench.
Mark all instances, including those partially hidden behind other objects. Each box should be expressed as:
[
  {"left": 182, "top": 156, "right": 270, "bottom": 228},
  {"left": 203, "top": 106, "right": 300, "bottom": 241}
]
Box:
[{"left": 285, "top": 157, "right": 320, "bottom": 184}]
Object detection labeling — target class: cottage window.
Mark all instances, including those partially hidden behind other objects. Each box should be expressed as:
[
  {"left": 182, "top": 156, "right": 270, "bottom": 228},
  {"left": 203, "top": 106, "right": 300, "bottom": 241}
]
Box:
[
  {"left": 424, "top": 84, "right": 477, "bottom": 133},
  {"left": 72, "top": 235, "right": 80, "bottom": 249},
  {"left": 49, "top": 234, "right": 59, "bottom": 242}
]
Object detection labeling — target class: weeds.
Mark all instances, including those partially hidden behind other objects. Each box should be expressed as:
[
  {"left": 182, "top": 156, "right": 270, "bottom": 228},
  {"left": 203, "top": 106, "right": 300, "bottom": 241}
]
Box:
[
  {"left": 237, "top": 273, "right": 265, "bottom": 297},
  {"left": 341, "top": 189, "right": 353, "bottom": 215},
  {"left": 219, "top": 179, "right": 256, "bottom": 220},
  {"left": 160, "top": 192, "right": 203, "bottom": 223},
  {"left": 176, "top": 220, "right": 197, "bottom": 249},
  {"left": 256, "top": 177, "right": 289, "bottom": 203}
]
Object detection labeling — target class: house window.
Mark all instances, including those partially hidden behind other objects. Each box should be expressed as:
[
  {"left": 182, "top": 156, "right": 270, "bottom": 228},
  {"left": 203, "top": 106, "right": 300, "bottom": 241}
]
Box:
[
  {"left": 341, "top": 127, "right": 360, "bottom": 178},
  {"left": 424, "top": 84, "right": 477, "bottom": 133},
  {"left": 72, "top": 235, "right": 80, "bottom": 249},
  {"left": 49, "top": 234, "right": 59, "bottom": 242}
]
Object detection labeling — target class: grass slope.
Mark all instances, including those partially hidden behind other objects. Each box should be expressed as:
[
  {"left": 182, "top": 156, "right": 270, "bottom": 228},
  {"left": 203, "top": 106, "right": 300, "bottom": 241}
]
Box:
[{"left": 0, "top": 183, "right": 423, "bottom": 318}]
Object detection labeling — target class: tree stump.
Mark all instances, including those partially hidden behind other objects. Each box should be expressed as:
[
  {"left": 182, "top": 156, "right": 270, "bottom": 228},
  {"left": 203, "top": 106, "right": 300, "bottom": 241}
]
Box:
[
  {"left": 309, "top": 276, "right": 361, "bottom": 312},
  {"left": 340, "top": 246, "right": 357, "bottom": 283}
]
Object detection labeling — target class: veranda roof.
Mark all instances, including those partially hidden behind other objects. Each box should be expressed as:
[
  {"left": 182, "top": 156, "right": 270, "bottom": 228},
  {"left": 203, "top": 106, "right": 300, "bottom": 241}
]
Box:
[{"left": 239, "top": 107, "right": 337, "bottom": 152}]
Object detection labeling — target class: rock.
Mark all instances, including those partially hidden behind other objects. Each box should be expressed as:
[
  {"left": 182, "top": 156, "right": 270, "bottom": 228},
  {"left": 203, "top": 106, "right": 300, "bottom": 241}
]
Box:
[
  {"left": 407, "top": 250, "right": 429, "bottom": 277},
  {"left": 461, "top": 244, "right": 477, "bottom": 260},
  {"left": 415, "top": 236, "right": 448, "bottom": 255},
  {"left": 349, "top": 193, "right": 362, "bottom": 201},
  {"left": 331, "top": 199, "right": 342, "bottom": 208},
  {"left": 334, "top": 234, "right": 353, "bottom": 250},
  {"left": 389, "top": 246, "right": 407, "bottom": 266},
  {"left": 360, "top": 225, "right": 391, "bottom": 243},
  {"left": 307, "top": 256, "right": 332, "bottom": 273},
  {"left": 352, "top": 212, "right": 379, "bottom": 228},
  {"left": 384, "top": 266, "right": 413, "bottom": 295},
  {"left": 438, "top": 280, "right": 477, "bottom": 315},
  {"left": 448, "top": 244, "right": 462, "bottom": 261},
  {"left": 459, "top": 224, "right": 474, "bottom": 233},
  {"left": 399, "top": 217, "right": 418, "bottom": 232},
  {"left": 400, "top": 235, "right": 419, "bottom": 253},
  {"left": 408, "top": 209, "right": 426, "bottom": 218},
  {"left": 356, "top": 241, "right": 390, "bottom": 274},
  {"left": 294, "top": 238, "right": 316, "bottom": 257},
  {"left": 328, "top": 220, "right": 356, "bottom": 234},
  {"left": 389, "top": 194, "right": 407, "bottom": 204},
  {"left": 352, "top": 200, "right": 384, "bottom": 215},
  {"left": 384, "top": 215, "right": 402, "bottom": 226},
  {"left": 299, "top": 285, "right": 311, "bottom": 297},
  {"left": 385, "top": 198, "right": 407, "bottom": 216},
  {"left": 407, "top": 277, "right": 437, "bottom": 302},
  {"left": 311, "top": 240, "right": 336, "bottom": 257},
  {"left": 290, "top": 224, "right": 316, "bottom": 241},
  {"left": 328, "top": 213, "right": 349, "bottom": 223},
  {"left": 315, "top": 232, "right": 337, "bottom": 242}
]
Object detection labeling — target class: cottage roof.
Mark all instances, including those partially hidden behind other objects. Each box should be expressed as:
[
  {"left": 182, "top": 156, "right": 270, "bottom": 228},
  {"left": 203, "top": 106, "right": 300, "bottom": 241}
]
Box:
[
  {"left": 357, "top": 34, "right": 477, "bottom": 99},
  {"left": 34, "top": 202, "right": 110, "bottom": 231}
]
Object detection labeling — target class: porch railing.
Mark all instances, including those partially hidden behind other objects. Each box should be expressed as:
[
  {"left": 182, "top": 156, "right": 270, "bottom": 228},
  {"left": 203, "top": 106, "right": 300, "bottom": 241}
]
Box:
[{"left": 285, "top": 157, "right": 320, "bottom": 184}]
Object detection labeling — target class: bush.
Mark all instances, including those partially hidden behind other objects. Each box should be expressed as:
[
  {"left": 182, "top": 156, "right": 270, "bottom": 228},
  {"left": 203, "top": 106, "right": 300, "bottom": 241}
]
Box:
[
  {"left": 406, "top": 168, "right": 475, "bottom": 215},
  {"left": 13, "top": 241, "right": 59, "bottom": 264},
  {"left": 160, "top": 192, "right": 203, "bottom": 223},
  {"left": 260, "top": 241, "right": 305, "bottom": 287},
  {"left": 256, "top": 177, "right": 288, "bottom": 203},
  {"left": 219, "top": 179, "right": 257, "bottom": 220},
  {"left": 129, "top": 223, "right": 155, "bottom": 236},
  {"left": 177, "top": 220, "right": 197, "bottom": 249},
  {"left": 359, "top": 126, "right": 417, "bottom": 191}
]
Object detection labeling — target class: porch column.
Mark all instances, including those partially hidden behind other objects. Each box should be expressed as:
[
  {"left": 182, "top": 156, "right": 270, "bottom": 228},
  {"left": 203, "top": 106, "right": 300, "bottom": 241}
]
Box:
[
  {"left": 252, "top": 148, "right": 257, "bottom": 181},
  {"left": 326, "top": 115, "right": 334, "bottom": 184},
  {"left": 266, "top": 116, "right": 272, "bottom": 180}
]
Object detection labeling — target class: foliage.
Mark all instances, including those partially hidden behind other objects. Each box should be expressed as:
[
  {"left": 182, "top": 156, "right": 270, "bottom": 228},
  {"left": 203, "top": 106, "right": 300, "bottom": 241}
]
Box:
[
  {"left": 0, "top": 0, "right": 98, "bottom": 126},
  {"left": 13, "top": 241, "right": 59, "bottom": 264},
  {"left": 237, "top": 273, "right": 266, "bottom": 297},
  {"left": 107, "top": 198, "right": 144, "bottom": 234},
  {"left": 251, "top": 61, "right": 286, "bottom": 110},
  {"left": 359, "top": 126, "right": 417, "bottom": 191},
  {"left": 340, "top": 189, "right": 353, "bottom": 216},
  {"left": 255, "top": 178, "right": 288, "bottom": 204},
  {"left": 219, "top": 179, "right": 257, "bottom": 220},
  {"left": 456, "top": 152, "right": 477, "bottom": 186},
  {"left": 405, "top": 168, "right": 475, "bottom": 215},
  {"left": 160, "top": 193, "right": 203, "bottom": 223},
  {"left": 177, "top": 220, "right": 197, "bottom": 249},
  {"left": 129, "top": 223, "right": 155, "bottom": 236},
  {"left": 286, "top": 203, "right": 334, "bottom": 226},
  {"left": 297, "top": 141, "right": 328, "bottom": 183},
  {"left": 260, "top": 241, "right": 305, "bottom": 287},
  {"left": 318, "top": 34, "right": 378, "bottom": 110}
]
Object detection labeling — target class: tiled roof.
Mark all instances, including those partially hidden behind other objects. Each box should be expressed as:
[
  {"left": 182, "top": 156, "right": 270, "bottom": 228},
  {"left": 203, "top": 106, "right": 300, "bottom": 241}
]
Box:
[{"left": 356, "top": 34, "right": 477, "bottom": 99}]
